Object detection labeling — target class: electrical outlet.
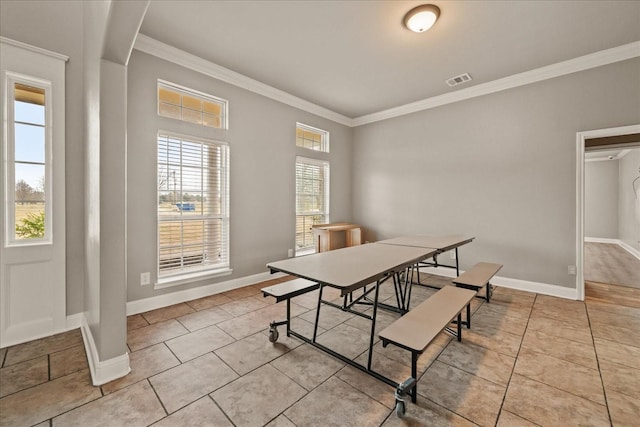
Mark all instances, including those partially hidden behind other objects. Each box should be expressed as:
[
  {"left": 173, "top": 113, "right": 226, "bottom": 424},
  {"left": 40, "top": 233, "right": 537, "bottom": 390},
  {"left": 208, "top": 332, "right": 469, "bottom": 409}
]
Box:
[
  {"left": 450, "top": 250, "right": 456, "bottom": 259},
  {"left": 567, "top": 265, "right": 577, "bottom": 276},
  {"left": 140, "top": 272, "right": 151, "bottom": 286},
  {"left": 288, "top": 249, "right": 293, "bottom": 257}
]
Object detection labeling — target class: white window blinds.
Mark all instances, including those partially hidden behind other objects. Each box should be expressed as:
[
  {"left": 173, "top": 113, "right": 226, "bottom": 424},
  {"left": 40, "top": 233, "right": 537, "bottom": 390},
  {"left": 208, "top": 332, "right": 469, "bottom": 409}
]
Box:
[
  {"left": 295, "top": 156, "right": 329, "bottom": 254},
  {"left": 158, "top": 133, "right": 230, "bottom": 276}
]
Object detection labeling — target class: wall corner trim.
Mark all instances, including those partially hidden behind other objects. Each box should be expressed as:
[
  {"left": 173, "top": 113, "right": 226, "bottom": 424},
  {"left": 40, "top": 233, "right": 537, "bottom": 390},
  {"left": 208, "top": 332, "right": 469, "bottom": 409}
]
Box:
[
  {"left": 418, "top": 267, "right": 579, "bottom": 300},
  {"left": 67, "top": 313, "right": 131, "bottom": 386}
]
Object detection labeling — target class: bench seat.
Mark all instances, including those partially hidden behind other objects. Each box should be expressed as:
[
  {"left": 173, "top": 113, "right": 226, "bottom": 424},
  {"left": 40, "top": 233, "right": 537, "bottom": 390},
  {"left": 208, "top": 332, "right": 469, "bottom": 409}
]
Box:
[
  {"left": 262, "top": 278, "right": 319, "bottom": 342},
  {"left": 378, "top": 286, "right": 476, "bottom": 409},
  {"left": 453, "top": 262, "right": 502, "bottom": 302},
  {"left": 262, "top": 278, "right": 319, "bottom": 302}
]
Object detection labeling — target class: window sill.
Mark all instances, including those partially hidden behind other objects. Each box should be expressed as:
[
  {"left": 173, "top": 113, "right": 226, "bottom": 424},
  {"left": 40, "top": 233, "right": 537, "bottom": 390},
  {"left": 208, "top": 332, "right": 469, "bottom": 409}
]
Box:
[
  {"left": 295, "top": 248, "right": 316, "bottom": 257},
  {"left": 155, "top": 267, "right": 233, "bottom": 290}
]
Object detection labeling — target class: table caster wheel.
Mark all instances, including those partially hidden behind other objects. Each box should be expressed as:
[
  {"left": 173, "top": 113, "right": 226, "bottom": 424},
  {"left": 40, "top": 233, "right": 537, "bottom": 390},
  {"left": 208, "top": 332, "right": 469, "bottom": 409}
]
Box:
[
  {"left": 268, "top": 327, "right": 279, "bottom": 343},
  {"left": 395, "top": 400, "right": 405, "bottom": 418}
]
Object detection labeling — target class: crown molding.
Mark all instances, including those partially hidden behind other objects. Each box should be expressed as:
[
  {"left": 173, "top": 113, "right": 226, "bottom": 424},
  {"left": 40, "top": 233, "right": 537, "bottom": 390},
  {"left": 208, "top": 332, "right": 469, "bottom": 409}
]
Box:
[
  {"left": 0, "top": 36, "right": 69, "bottom": 62},
  {"left": 133, "top": 34, "right": 639, "bottom": 128},
  {"left": 352, "top": 41, "right": 640, "bottom": 126},
  {"left": 133, "top": 33, "right": 353, "bottom": 126}
]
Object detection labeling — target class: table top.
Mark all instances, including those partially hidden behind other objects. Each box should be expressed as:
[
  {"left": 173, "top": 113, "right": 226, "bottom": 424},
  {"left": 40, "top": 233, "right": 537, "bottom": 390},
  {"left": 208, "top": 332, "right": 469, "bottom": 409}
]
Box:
[
  {"left": 267, "top": 243, "right": 436, "bottom": 295},
  {"left": 376, "top": 235, "right": 475, "bottom": 252}
]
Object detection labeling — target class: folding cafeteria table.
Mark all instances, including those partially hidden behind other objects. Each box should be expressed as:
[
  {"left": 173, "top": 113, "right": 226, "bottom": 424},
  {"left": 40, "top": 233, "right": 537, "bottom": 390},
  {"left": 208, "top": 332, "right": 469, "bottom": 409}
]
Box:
[{"left": 266, "top": 243, "right": 437, "bottom": 390}]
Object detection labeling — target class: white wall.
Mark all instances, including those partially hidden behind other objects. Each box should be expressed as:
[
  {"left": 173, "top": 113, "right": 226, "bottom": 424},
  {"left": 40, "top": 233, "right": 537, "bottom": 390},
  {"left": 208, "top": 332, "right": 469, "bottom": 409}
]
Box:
[
  {"left": 126, "top": 51, "right": 353, "bottom": 302},
  {"left": 619, "top": 148, "right": 640, "bottom": 251},
  {"left": 352, "top": 58, "right": 640, "bottom": 289},
  {"left": 585, "top": 160, "right": 619, "bottom": 238}
]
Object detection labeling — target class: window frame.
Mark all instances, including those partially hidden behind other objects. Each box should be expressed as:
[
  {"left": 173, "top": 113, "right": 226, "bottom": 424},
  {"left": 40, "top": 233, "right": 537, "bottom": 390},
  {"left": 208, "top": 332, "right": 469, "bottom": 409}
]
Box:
[
  {"left": 4, "top": 73, "right": 53, "bottom": 246},
  {"left": 295, "top": 156, "right": 330, "bottom": 256},
  {"left": 156, "top": 130, "right": 231, "bottom": 287},
  {"left": 157, "top": 79, "right": 229, "bottom": 130},
  {"left": 296, "top": 122, "right": 330, "bottom": 153}
]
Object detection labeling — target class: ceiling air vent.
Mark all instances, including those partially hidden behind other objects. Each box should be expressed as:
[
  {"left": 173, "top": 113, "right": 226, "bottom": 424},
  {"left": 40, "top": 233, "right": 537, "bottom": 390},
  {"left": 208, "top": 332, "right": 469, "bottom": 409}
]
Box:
[{"left": 446, "top": 73, "right": 472, "bottom": 87}]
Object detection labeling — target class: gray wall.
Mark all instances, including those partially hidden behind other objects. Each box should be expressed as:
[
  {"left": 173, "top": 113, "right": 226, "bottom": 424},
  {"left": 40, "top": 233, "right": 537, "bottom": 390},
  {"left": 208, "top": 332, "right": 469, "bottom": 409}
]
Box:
[
  {"left": 126, "top": 51, "right": 353, "bottom": 302},
  {"left": 352, "top": 58, "right": 640, "bottom": 289},
  {"left": 0, "top": 0, "right": 86, "bottom": 315},
  {"left": 585, "top": 160, "right": 619, "bottom": 239},
  {"left": 619, "top": 148, "right": 640, "bottom": 250}
]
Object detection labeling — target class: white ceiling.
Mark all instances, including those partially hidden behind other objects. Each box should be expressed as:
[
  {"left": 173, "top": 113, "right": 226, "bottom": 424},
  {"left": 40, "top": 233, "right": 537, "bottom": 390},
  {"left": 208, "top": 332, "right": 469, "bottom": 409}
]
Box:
[{"left": 140, "top": 0, "right": 640, "bottom": 119}]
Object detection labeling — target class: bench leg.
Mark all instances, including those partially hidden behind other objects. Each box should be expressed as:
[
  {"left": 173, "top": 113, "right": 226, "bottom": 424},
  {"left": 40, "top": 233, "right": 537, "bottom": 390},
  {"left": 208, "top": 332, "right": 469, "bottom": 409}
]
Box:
[
  {"left": 457, "top": 313, "right": 462, "bottom": 342},
  {"left": 466, "top": 303, "right": 471, "bottom": 329},
  {"left": 395, "top": 353, "right": 418, "bottom": 418},
  {"left": 486, "top": 282, "right": 492, "bottom": 303}
]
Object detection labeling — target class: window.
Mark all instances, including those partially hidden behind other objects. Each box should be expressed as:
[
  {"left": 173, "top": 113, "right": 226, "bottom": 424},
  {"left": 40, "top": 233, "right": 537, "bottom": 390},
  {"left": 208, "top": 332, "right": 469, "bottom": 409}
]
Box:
[
  {"left": 296, "top": 123, "right": 329, "bottom": 152},
  {"left": 5, "top": 80, "right": 50, "bottom": 244},
  {"left": 157, "top": 133, "right": 230, "bottom": 279},
  {"left": 158, "top": 80, "right": 228, "bottom": 129},
  {"left": 295, "top": 157, "right": 329, "bottom": 255}
]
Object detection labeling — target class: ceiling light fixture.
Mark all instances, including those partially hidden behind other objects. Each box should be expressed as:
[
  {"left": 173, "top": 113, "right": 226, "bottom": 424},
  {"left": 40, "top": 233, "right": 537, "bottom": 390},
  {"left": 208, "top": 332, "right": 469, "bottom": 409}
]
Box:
[{"left": 403, "top": 4, "right": 441, "bottom": 33}]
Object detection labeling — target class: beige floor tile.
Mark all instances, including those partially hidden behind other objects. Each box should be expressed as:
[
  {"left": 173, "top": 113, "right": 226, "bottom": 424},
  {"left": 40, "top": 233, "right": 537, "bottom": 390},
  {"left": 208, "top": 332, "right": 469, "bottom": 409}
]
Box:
[
  {"left": 102, "top": 343, "right": 180, "bottom": 394},
  {"left": 153, "top": 396, "right": 232, "bottom": 427},
  {"left": 382, "top": 396, "right": 478, "bottom": 427},
  {"left": 590, "top": 321, "right": 640, "bottom": 348},
  {"left": 50, "top": 344, "right": 89, "bottom": 380},
  {"left": 216, "top": 302, "right": 306, "bottom": 340},
  {"left": 266, "top": 414, "right": 297, "bottom": 427},
  {"left": 0, "top": 369, "right": 101, "bottom": 426},
  {"left": 375, "top": 333, "right": 452, "bottom": 377},
  {"left": 496, "top": 410, "right": 540, "bottom": 426},
  {"left": 503, "top": 374, "right": 609, "bottom": 427},
  {"left": 218, "top": 295, "right": 269, "bottom": 317},
  {"left": 345, "top": 309, "right": 399, "bottom": 336},
  {"left": 289, "top": 317, "right": 327, "bottom": 339},
  {"left": 437, "top": 339, "right": 516, "bottom": 387},
  {"left": 212, "top": 364, "right": 306, "bottom": 426},
  {"left": 127, "top": 314, "right": 149, "bottom": 331},
  {"left": 150, "top": 352, "right": 238, "bottom": 414},
  {"left": 215, "top": 330, "right": 301, "bottom": 375},
  {"left": 285, "top": 375, "right": 390, "bottom": 426},
  {"left": 52, "top": 380, "right": 165, "bottom": 427},
  {"left": 514, "top": 347, "right": 605, "bottom": 404},
  {"left": 316, "top": 323, "right": 373, "bottom": 360},
  {"left": 222, "top": 286, "right": 260, "bottom": 300},
  {"left": 184, "top": 293, "right": 233, "bottom": 311},
  {"left": 175, "top": 305, "right": 233, "bottom": 332},
  {"left": 526, "top": 315, "right": 593, "bottom": 344},
  {"left": 594, "top": 337, "right": 640, "bottom": 370},
  {"left": 588, "top": 308, "right": 640, "bottom": 330},
  {"left": 141, "top": 303, "right": 196, "bottom": 324},
  {"left": 586, "top": 301, "right": 640, "bottom": 319},
  {"left": 127, "top": 319, "right": 189, "bottom": 352},
  {"left": 3, "top": 329, "right": 83, "bottom": 366},
  {"left": 0, "top": 355, "right": 48, "bottom": 398},
  {"left": 535, "top": 294, "right": 586, "bottom": 314},
  {"left": 298, "top": 304, "right": 356, "bottom": 330},
  {"left": 530, "top": 303, "right": 589, "bottom": 327},
  {"left": 165, "top": 324, "right": 235, "bottom": 362},
  {"left": 291, "top": 289, "right": 322, "bottom": 309},
  {"left": 473, "top": 298, "right": 532, "bottom": 320},
  {"left": 354, "top": 350, "right": 412, "bottom": 385},
  {"left": 521, "top": 328, "right": 598, "bottom": 370},
  {"left": 606, "top": 389, "right": 640, "bottom": 427},
  {"left": 491, "top": 289, "right": 536, "bottom": 306},
  {"left": 418, "top": 361, "right": 505, "bottom": 426},
  {"left": 461, "top": 322, "right": 522, "bottom": 357},
  {"left": 271, "top": 344, "right": 346, "bottom": 390},
  {"left": 599, "top": 360, "right": 640, "bottom": 399},
  {"left": 336, "top": 364, "right": 397, "bottom": 408},
  {"left": 470, "top": 309, "right": 529, "bottom": 336}
]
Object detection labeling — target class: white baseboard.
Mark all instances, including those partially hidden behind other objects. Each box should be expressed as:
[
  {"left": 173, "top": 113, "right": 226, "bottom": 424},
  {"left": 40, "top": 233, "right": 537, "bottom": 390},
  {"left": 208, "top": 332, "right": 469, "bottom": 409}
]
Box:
[
  {"left": 585, "top": 237, "right": 640, "bottom": 260},
  {"left": 127, "top": 270, "right": 286, "bottom": 315},
  {"left": 68, "top": 312, "right": 130, "bottom": 386},
  {"left": 418, "top": 267, "right": 579, "bottom": 300}
]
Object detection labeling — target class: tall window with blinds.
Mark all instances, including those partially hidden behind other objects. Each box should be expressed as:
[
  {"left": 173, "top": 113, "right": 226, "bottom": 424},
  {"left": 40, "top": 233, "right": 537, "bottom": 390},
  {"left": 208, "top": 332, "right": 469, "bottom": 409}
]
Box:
[
  {"left": 157, "top": 133, "right": 230, "bottom": 277},
  {"left": 295, "top": 157, "right": 329, "bottom": 255}
]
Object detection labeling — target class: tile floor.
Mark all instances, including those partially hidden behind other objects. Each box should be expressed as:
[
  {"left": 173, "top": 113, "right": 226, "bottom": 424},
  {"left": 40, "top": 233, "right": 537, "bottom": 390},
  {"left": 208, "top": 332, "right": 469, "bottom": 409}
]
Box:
[{"left": 1, "top": 274, "right": 639, "bottom": 426}]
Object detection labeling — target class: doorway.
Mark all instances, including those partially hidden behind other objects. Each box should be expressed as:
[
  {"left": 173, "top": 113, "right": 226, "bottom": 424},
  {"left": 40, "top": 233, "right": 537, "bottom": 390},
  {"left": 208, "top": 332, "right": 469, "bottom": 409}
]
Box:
[{"left": 576, "top": 125, "right": 640, "bottom": 305}]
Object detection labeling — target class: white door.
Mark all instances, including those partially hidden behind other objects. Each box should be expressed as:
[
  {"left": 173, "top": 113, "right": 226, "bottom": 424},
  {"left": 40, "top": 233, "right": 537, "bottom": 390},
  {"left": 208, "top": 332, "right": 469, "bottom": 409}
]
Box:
[{"left": 0, "top": 39, "right": 67, "bottom": 347}]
